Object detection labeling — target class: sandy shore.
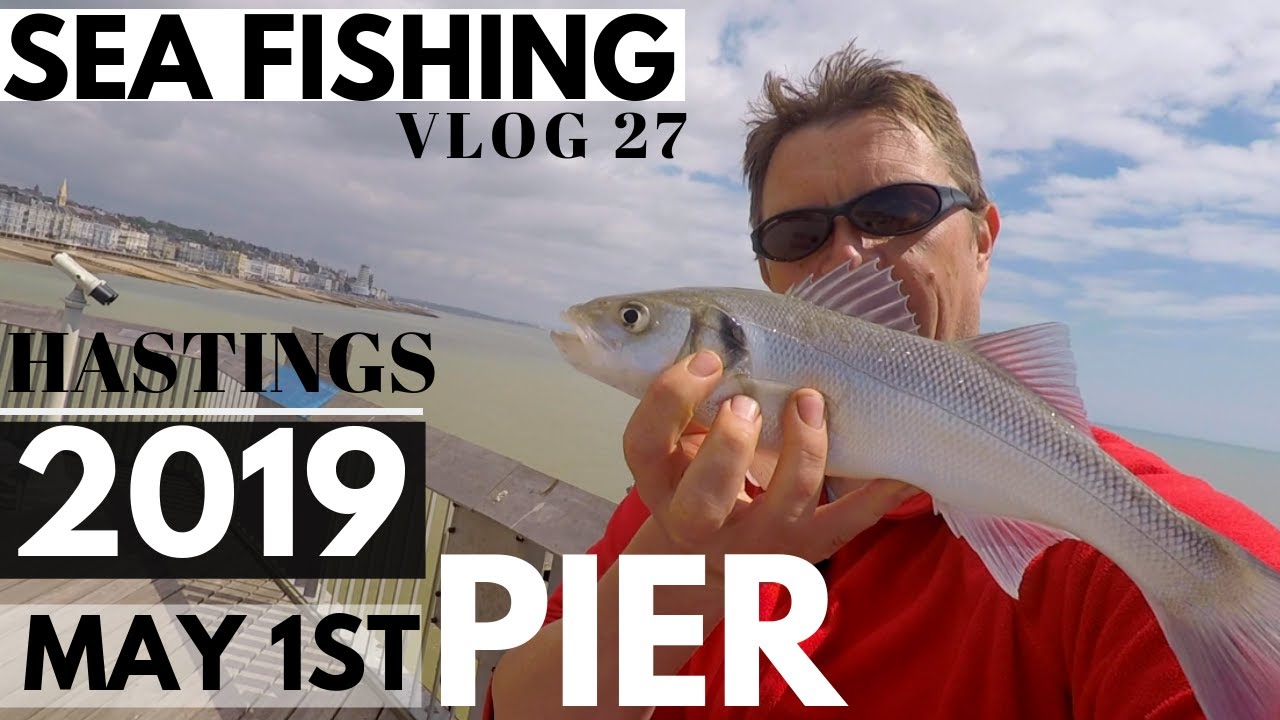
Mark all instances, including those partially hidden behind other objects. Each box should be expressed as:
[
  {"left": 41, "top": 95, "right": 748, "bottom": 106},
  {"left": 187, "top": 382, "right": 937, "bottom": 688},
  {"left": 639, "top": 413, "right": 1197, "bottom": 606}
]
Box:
[{"left": 0, "top": 234, "right": 436, "bottom": 317}]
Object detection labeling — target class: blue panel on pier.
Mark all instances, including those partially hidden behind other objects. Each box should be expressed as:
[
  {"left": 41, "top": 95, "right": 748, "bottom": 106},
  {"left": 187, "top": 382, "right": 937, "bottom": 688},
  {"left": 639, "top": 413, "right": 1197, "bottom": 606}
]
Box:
[{"left": 262, "top": 364, "right": 340, "bottom": 409}]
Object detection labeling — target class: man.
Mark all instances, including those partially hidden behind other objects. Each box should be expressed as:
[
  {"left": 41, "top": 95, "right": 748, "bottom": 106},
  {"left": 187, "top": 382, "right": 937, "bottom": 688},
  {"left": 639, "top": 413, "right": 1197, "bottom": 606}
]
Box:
[{"left": 486, "top": 42, "right": 1280, "bottom": 719}]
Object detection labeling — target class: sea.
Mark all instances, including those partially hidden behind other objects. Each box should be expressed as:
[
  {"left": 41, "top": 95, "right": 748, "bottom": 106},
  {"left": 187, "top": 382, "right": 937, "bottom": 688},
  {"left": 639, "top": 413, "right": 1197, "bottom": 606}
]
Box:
[{"left": 3, "top": 258, "right": 1278, "bottom": 527}]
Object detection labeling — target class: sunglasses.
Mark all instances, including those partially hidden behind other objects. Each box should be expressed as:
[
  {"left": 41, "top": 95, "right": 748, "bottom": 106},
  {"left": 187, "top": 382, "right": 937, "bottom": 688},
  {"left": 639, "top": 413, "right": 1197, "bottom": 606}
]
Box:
[{"left": 750, "top": 182, "right": 977, "bottom": 262}]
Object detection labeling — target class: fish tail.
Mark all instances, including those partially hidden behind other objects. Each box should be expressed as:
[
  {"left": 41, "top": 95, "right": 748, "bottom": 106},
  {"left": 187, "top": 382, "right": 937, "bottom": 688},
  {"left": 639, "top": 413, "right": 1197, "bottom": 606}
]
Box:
[{"left": 1152, "top": 547, "right": 1280, "bottom": 720}]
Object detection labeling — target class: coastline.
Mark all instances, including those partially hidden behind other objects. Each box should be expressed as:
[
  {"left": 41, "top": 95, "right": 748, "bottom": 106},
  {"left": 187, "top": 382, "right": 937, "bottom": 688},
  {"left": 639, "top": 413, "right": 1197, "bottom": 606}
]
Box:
[{"left": 0, "top": 233, "right": 437, "bottom": 317}]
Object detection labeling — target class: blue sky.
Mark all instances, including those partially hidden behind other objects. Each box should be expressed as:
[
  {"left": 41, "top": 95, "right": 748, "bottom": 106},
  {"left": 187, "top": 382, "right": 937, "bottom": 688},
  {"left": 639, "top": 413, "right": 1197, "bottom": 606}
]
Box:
[{"left": 0, "top": 0, "right": 1276, "bottom": 452}]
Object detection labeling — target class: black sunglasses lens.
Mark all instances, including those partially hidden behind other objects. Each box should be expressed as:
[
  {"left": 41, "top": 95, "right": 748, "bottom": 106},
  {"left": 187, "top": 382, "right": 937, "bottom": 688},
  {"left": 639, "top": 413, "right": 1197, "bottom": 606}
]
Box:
[
  {"left": 760, "top": 215, "right": 832, "bottom": 260},
  {"left": 851, "top": 184, "right": 942, "bottom": 235}
]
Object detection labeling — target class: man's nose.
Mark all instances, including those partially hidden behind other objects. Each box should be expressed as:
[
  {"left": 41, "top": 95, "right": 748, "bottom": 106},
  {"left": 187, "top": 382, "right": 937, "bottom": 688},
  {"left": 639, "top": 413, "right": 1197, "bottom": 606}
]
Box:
[{"left": 813, "top": 216, "right": 874, "bottom": 276}]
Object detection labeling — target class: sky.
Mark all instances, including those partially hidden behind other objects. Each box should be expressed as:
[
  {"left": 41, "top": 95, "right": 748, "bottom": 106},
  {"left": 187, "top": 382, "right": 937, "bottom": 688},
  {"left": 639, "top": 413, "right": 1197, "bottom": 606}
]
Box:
[{"left": 0, "top": 1, "right": 1278, "bottom": 452}]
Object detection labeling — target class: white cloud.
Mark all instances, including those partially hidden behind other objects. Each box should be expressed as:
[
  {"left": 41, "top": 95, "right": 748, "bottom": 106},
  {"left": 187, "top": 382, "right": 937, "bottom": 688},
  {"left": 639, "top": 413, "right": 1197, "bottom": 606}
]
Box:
[
  {"left": 1067, "top": 278, "right": 1280, "bottom": 320},
  {"left": 987, "top": 266, "right": 1066, "bottom": 299},
  {"left": 979, "top": 300, "right": 1054, "bottom": 330}
]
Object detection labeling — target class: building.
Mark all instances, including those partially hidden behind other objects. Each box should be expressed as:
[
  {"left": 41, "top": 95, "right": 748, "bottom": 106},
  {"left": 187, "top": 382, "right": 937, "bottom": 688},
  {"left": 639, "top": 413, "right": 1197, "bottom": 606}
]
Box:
[
  {"left": 174, "top": 240, "right": 238, "bottom": 273},
  {"left": 264, "top": 262, "right": 294, "bottom": 284},
  {"left": 0, "top": 191, "right": 25, "bottom": 235},
  {"left": 0, "top": 183, "right": 104, "bottom": 245},
  {"left": 149, "top": 234, "right": 176, "bottom": 260},
  {"left": 116, "top": 227, "right": 152, "bottom": 255},
  {"left": 0, "top": 190, "right": 71, "bottom": 239},
  {"left": 64, "top": 208, "right": 119, "bottom": 249},
  {"left": 237, "top": 255, "right": 266, "bottom": 280}
]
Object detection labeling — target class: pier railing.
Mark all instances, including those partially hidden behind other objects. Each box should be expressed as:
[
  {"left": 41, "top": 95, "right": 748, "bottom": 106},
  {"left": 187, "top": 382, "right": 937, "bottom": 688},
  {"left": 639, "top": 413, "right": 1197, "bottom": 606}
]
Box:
[{"left": 0, "top": 298, "right": 619, "bottom": 719}]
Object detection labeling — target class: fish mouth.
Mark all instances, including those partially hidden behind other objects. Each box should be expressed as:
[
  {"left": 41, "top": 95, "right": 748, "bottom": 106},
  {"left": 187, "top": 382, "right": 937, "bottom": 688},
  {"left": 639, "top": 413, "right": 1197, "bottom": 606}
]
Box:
[
  {"left": 549, "top": 329, "right": 582, "bottom": 356},
  {"left": 549, "top": 310, "right": 618, "bottom": 365}
]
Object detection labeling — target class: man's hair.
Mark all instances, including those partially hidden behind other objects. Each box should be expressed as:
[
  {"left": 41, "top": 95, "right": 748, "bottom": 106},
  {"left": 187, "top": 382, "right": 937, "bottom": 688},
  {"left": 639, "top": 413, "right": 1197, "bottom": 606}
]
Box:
[{"left": 742, "top": 41, "right": 989, "bottom": 229}]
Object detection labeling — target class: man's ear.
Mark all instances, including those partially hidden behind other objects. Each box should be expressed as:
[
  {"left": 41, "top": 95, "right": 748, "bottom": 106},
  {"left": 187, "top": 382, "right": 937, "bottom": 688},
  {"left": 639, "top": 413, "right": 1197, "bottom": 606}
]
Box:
[
  {"left": 977, "top": 203, "right": 1000, "bottom": 268},
  {"left": 974, "top": 203, "right": 1000, "bottom": 293}
]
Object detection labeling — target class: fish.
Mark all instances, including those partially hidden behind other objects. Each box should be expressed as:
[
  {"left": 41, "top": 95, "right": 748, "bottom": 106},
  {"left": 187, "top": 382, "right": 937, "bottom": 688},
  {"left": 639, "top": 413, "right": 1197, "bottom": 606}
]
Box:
[{"left": 548, "top": 258, "right": 1280, "bottom": 720}]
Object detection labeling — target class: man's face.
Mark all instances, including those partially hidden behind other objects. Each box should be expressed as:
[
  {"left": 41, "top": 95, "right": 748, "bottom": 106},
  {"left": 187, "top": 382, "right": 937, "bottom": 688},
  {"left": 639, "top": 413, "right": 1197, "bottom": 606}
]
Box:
[{"left": 755, "top": 111, "right": 1000, "bottom": 340}]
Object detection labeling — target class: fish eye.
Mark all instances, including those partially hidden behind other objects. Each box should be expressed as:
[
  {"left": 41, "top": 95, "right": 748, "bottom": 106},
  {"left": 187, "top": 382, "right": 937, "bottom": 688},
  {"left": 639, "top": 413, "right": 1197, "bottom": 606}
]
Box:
[{"left": 618, "top": 302, "right": 650, "bottom": 333}]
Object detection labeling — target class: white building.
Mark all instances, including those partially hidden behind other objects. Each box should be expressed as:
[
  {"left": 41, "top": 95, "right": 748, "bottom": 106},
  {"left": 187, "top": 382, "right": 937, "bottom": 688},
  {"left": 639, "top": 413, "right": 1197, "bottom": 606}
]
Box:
[
  {"left": 238, "top": 255, "right": 265, "bottom": 280},
  {"left": 148, "top": 234, "right": 174, "bottom": 259},
  {"left": 0, "top": 194, "right": 24, "bottom": 235},
  {"left": 0, "top": 184, "right": 112, "bottom": 246},
  {"left": 64, "top": 211, "right": 119, "bottom": 249},
  {"left": 265, "top": 262, "right": 293, "bottom": 284},
  {"left": 116, "top": 228, "right": 152, "bottom": 255},
  {"left": 0, "top": 195, "right": 70, "bottom": 239}
]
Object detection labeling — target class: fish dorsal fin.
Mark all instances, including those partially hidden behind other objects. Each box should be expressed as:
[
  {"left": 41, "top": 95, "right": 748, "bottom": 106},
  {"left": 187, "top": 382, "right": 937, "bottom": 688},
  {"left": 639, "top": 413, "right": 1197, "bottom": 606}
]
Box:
[
  {"left": 935, "top": 502, "right": 1078, "bottom": 600},
  {"left": 785, "top": 260, "right": 920, "bottom": 335},
  {"left": 955, "top": 322, "right": 1092, "bottom": 434}
]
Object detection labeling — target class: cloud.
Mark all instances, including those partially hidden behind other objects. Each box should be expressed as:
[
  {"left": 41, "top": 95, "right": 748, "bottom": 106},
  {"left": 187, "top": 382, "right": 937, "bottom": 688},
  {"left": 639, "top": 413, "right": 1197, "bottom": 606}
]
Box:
[
  {"left": 979, "top": 300, "right": 1054, "bottom": 330},
  {"left": 987, "top": 266, "right": 1066, "bottom": 299},
  {"left": 1067, "top": 277, "right": 1280, "bottom": 320}
]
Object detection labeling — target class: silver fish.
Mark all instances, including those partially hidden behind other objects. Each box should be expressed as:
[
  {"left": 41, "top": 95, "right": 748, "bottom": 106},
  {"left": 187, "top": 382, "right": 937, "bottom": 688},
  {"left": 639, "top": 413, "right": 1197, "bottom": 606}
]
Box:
[{"left": 550, "top": 259, "right": 1280, "bottom": 719}]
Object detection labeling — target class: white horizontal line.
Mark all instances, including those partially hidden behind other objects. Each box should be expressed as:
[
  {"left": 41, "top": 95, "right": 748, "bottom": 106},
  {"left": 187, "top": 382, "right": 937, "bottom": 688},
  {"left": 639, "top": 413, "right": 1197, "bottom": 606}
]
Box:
[{"left": 0, "top": 408, "right": 423, "bottom": 417}]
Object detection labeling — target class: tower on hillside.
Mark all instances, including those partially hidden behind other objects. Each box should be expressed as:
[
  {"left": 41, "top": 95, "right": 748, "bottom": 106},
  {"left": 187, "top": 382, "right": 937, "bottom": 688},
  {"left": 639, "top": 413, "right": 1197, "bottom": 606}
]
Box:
[{"left": 56, "top": 179, "right": 68, "bottom": 207}]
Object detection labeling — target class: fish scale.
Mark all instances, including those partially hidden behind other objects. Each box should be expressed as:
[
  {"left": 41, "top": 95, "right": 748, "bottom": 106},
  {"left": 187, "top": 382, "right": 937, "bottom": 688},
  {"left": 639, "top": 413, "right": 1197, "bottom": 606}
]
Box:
[
  {"left": 550, "top": 259, "right": 1280, "bottom": 719},
  {"left": 725, "top": 284, "right": 1232, "bottom": 597}
]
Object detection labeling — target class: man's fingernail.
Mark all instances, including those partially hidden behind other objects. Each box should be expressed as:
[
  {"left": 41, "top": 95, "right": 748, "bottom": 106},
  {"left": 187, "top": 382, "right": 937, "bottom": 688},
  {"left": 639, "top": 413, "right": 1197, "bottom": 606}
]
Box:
[
  {"left": 731, "top": 395, "right": 759, "bottom": 421},
  {"left": 797, "top": 391, "right": 824, "bottom": 428},
  {"left": 688, "top": 351, "right": 720, "bottom": 377}
]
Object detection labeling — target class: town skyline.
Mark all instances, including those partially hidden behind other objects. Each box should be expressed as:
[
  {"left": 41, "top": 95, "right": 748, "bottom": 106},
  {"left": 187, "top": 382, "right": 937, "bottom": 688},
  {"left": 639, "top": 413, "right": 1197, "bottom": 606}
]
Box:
[{"left": 0, "top": 176, "right": 387, "bottom": 301}]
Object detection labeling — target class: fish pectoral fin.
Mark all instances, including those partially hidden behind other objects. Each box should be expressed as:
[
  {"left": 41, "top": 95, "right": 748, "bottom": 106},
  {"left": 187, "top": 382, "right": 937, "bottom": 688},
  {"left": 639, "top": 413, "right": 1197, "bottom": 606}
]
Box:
[{"left": 935, "top": 502, "right": 1078, "bottom": 600}]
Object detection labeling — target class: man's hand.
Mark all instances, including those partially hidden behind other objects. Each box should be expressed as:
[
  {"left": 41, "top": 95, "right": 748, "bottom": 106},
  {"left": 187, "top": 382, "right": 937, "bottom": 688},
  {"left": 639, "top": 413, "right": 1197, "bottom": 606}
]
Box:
[
  {"left": 622, "top": 349, "right": 919, "bottom": 587},
  {"left": 490, "top": 349, "right": 919, "bottom": 720}
]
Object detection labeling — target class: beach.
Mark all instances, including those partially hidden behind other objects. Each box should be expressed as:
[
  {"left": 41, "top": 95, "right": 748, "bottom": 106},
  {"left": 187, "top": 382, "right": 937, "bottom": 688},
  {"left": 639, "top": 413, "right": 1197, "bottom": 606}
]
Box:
[{"left": 0, "top": 234, "right": 436, "bottom": 317}]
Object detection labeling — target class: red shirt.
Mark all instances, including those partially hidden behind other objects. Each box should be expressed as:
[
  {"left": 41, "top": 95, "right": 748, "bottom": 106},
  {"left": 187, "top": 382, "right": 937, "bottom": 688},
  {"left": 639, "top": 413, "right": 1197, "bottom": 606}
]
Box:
[{"left": 485, "top": 427, "right": 1280, "bottom": 718}]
